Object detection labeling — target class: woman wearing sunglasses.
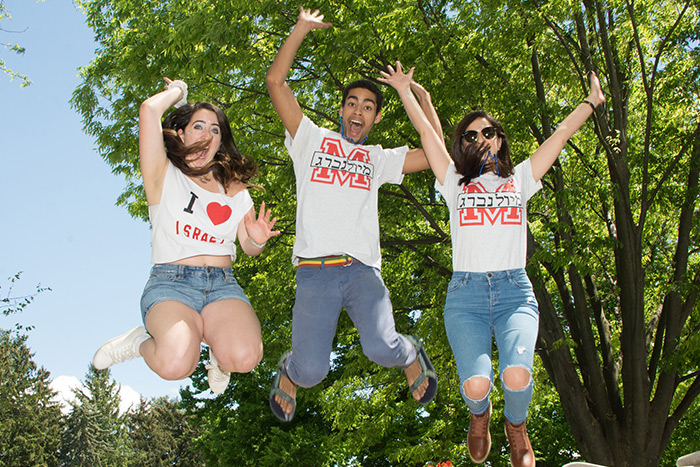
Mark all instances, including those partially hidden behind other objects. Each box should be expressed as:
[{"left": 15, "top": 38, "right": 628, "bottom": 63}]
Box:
[{"left": 380, "top": 63, "right": 605, "bottom": 467}]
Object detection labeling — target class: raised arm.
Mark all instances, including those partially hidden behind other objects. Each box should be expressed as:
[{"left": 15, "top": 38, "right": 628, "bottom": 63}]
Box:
[
  {"left": 411, "top": 81, "right": 444, "bottom": 141},
  {"left": 379, "top": 62, "right": 452, "bottom": 183},
  {"left": 266, "top": 7, "right": 332, "bottom": 138},
  {"left": 237, "top": 202, "right": 280, "bottom": 257},
  {"left": 139, "top": 77, "right": 187, "bottom": 205},
  {"left": 529, "top": 71, "right": 606, "bottom": 182},
  {"left": 400, "top": 80, "right": 445, "bottom": 174}
]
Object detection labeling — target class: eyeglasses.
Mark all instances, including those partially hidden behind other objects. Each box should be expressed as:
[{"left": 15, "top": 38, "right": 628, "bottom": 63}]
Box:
[{"left": 462, "top": 126, "right": 497, "bottom": 143}]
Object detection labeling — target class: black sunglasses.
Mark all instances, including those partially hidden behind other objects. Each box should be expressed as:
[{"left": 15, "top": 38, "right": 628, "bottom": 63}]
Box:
[{"left": 462, "top": 126, "right": 497, "bottom": 143}]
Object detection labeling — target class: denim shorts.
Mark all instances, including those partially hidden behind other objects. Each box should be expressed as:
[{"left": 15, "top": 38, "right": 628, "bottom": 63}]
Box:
[{"left": 140, "top": 264, "right": 251, "bottom": 324}]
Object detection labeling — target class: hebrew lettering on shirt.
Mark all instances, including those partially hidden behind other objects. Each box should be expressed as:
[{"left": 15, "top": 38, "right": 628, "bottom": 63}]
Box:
[
  {"left": 457, "top": 182, "right": 523, "bottom": 226},
  {"left": 309, "top": 137, "right": 374, "bottom": 190}
]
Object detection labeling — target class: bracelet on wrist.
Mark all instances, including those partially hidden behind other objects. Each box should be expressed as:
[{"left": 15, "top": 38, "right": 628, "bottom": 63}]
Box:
[
  {"left": 583, "top": 99, "right": 597, "bottom": 113},
  {"left": 249, "top": 237, "right": 267, "bottom": 249}
]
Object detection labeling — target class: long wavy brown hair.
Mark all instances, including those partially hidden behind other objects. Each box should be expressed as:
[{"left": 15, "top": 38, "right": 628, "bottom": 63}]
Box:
[
  {"left": 161, "top": 102, "right": 257, "bottom": 189},
  {"left": 450, "top": 110, "right": 514, "bottom": 186}
]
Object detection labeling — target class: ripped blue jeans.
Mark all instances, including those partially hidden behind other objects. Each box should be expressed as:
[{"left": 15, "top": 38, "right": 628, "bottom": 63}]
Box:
[{"left": 444, "top": 268, "right": 539, "bottom": 424}]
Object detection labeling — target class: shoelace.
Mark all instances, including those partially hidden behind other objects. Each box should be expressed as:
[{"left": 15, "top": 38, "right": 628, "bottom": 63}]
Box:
[
  {"left": 470, "top": 411, "right": 489, "bottom": 436},
  {"left": 206, "top": 363, "right": 229, "bottom": 380},
  {"left": 506, "top": 422, "right": 529, "bottom": 451},
  {"left": 106, "top": 340, "right": 140, "bottom": 362}
]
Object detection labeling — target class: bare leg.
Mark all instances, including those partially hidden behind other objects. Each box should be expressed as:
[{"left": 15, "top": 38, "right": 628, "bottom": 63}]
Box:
[
  {"left": 142, "top": 300, "right": 203, "bottom": 380},
  {"left": 201, "top": 299, "right": 263, "bottom": 374}
]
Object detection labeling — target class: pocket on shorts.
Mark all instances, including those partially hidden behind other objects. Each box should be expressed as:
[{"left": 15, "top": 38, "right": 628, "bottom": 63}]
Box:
[
  {"left": 447, "top": 276, "right": 466, "bottom": 293},
  {"left": 149, "top": 267, "right": 178, "bottom": 282},
  {"left": 221, "top": 269, "right": 237, "bottom": 284},
  {"left": 508, "top": 269, "right": 533, "bottom": 290}
]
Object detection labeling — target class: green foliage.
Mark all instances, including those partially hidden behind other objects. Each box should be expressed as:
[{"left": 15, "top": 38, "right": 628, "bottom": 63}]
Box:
[
  {"left": 0, "top": 1, "right": 32, "bottom": 87},
  {"left": 59, "top": 366, "right": 128, "bottom": 466},
  {"left": 72, "top": 0, "right": 700, "bottom": 465},
  {"left": 124, "top": 396, "right": 204, "bottom": 466},
  {"left": 0, "top": 330, "right": 62, "bottom": 467},
  {"left": 0, "top": 273, "right": 60, "bottom": 466},
  {"left": 1, "top": 272, "right": 51, "bottom": 333}
]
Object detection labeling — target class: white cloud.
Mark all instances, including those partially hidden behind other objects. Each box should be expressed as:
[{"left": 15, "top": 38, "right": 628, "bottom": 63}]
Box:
[
  {"left": 51, "top": 375, "right": 82, "bottom": 415},
  {"left": 50, "top": 375, "right": 142, "bottom": 415},
  {"left": 118, "top": 384, "right": 141, "bottom": 414}
]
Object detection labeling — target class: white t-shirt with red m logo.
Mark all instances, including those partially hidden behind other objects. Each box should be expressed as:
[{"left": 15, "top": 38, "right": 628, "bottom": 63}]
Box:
[
  {"left": 436, "top": 159, "right": 541, "bottom": 272},
  {"left": 285, "top": 116, "right": 408, "bottom": 269}
]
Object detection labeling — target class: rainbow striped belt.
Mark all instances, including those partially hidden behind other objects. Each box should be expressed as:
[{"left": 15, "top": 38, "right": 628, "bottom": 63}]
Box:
[{"left": 297, "top": 255, "right": 354, "bottom": 268}]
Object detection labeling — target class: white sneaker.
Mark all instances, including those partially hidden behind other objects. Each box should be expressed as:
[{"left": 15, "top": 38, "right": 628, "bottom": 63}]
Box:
[
  {"left": 93, "top": 327, "right": 149, "bottom": 370},
  {"left": 206, "top": 349, "right": 231, "bottom": 394}
]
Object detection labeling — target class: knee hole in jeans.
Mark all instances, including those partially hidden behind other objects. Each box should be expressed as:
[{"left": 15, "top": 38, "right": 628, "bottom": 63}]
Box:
[
  {"left": 502, "top": 366, "right": 531, "bottom": 391},
  {"left": 463, "top": 376, "right": 490, "bottom": 401}
]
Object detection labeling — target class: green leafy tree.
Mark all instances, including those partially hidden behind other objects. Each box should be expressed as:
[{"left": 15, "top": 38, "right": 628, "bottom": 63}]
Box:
[
  {"left": 0, "top": 1, "right": 31, "bottom": 87},
  {"left": 59, "top": 366, "right": 129, "bottom": 466},
  {"left": 1, "top": 272, "right": 51, "bottom": 332},
  {"left": 72, "top": 0, "right": 700, "bottom": 465},
  {"left": 124, "top": 396, "right": 204, "bottom": 466}
]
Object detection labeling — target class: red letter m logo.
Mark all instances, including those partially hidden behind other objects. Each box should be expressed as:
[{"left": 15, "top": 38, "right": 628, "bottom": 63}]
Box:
[{"left": 310, "top": 137, "right": 372, "bottom": 191}]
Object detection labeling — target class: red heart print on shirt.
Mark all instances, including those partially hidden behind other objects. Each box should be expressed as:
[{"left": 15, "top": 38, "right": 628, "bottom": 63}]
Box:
[{"left": 207, "top": 202, "right": 232, "bottom": 225}]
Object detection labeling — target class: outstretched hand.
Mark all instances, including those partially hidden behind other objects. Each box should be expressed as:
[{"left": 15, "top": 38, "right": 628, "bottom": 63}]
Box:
[
  {"left": 586, "top": 71, "right": 606, "bottom": 108},
  {"left": 244, "top": 201, "right": 280, "bottom": 247},
  {"left": 297, "top": 6, "right": 332, "bottom": 31},
  {"left": 377, "top": 61, "right": 415, "bottom": 93}
]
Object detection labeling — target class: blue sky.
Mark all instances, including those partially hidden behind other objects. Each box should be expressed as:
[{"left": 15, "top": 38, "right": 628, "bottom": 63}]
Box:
[{"left": 1, "top": 0, "right": 183, "bottom": 405}]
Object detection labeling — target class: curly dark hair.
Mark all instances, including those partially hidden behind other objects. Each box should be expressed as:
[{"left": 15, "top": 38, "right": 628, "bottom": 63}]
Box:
[
  {"left": 161, "top": 102, "right": 257, "bottom": 189},
  {"left": 450, "top": 110, "right": 514, "bottom": 186}
]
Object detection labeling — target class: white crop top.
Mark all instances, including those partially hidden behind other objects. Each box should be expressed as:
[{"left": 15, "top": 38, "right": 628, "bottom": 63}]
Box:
[{"left": 149, "top": 161, "right": 253, "bottom": 264}]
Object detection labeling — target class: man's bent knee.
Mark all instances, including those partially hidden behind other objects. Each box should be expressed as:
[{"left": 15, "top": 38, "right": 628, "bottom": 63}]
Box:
[{"left": 289, "top": 363, "right": 329, "bottom": 389}]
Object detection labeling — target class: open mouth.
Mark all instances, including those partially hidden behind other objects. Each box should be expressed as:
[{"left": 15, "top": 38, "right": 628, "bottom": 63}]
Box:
[
  {"left": 188, "top": 148, "right": 209, "bottom": 164},
  {"left": 347, "top": 119, "right": 363, "bottom": 137}
]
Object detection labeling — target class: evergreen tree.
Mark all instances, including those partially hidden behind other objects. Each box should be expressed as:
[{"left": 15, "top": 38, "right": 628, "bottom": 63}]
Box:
[
  {"left": 125, "top": 396, "right": 204, "bottom": 466},
  {"left": 0, "top": 273, "right": 60, "bottom": 466},
  {"left": 0, "top": 330, "right": 62, "bottom": 467},
  {"left": 59, "top": 365, "right": 128, "bottom": 466}
]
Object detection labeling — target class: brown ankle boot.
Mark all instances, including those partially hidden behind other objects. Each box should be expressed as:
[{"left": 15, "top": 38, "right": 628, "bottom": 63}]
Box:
[
  {"left": 504, "top": 419, "right": 535, "bottom": 467},
  {"left": 467, "top": 402, "right": 492, "bottom": 463}
]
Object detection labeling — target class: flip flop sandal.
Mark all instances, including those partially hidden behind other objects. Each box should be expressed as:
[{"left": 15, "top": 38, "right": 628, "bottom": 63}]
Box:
[
  {"left": 406, "top": 335, "right": 438, "bottom": 405},
  {"left": 269, "top": 351, "right": 296, "bottom": 422}
]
